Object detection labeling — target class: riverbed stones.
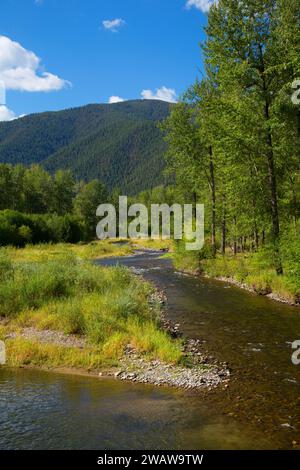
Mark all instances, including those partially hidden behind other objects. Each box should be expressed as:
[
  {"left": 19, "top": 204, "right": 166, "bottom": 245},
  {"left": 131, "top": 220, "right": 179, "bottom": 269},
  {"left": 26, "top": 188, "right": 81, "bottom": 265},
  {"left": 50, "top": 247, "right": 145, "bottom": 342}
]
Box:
[
  {"left": 111, "top": 336, "right": 230, "bottom": 390},
  {"left": 107, "top": 285, "right": 231, "bottom": 390}
]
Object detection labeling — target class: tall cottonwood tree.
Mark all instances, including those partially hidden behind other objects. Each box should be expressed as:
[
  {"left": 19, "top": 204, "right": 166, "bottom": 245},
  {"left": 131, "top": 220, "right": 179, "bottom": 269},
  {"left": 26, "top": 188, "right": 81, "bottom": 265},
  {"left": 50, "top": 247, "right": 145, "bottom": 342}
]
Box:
[
  {"left": 162, "top": 0, "right": 299, "bottom": 275},
  {"left": 161, "top": 80, "right": 221, "bottom": 257},
  {"left": 203, "top": 0, "right": 300, "bottom": 273}
]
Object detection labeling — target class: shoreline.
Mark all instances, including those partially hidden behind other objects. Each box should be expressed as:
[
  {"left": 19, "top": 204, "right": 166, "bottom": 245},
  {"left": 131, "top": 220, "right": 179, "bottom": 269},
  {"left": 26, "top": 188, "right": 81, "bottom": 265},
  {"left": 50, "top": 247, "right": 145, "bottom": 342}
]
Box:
[
  {"left": 126, "top": 245, "right": 299, "bottom": 308},
  {"left": 0, "top": 285, "right": 229, "bottom": 391},
  {"left": 212, "top": 275, "right": 300, "bottom": 307},
  {"left": 174, "top": 266, "right": 299, "bottom": 307}
]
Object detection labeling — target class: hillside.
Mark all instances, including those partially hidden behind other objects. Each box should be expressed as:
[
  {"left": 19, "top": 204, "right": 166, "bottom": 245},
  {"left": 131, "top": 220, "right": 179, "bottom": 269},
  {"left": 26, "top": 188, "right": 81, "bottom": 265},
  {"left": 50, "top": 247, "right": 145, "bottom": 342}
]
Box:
[{"left": 0, "top": 100, "right": 171, "bottom": 193}]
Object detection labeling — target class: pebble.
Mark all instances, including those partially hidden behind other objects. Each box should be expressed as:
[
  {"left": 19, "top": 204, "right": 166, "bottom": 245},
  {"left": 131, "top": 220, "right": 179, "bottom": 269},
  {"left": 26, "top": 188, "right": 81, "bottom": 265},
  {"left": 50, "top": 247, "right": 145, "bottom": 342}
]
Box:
[{"left": 115, "top": 333, "right": 230, "bottom": 390}]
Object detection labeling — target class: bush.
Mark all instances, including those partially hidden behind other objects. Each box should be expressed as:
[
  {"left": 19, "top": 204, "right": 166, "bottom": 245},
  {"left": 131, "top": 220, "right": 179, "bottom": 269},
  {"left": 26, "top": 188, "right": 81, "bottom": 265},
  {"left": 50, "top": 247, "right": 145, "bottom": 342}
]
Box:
[{"left": 0, "top": 210, "right": 85, "bottom": 246}]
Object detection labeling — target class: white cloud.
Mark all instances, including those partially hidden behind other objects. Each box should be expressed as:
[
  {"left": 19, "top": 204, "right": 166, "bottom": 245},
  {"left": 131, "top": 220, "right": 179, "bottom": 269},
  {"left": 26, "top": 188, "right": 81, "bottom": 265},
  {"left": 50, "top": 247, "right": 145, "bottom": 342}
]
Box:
[
  {"left": 102, "top": 18, "right": 125, "bottom": 33},
  {"left": 141, "top": 86, "right": 177, "bottom": 103},
  {"left": 0, "top": 105, "right": 16, "bottom": 121},
  {"left": 108, "top": 96, "right": 125, "bottom": 104},
  {"left": 186, "top": 0, "right": 217, "bottom": 13},
  {"left": 0, "top": 35, "right": 70, "bottom": 92}
]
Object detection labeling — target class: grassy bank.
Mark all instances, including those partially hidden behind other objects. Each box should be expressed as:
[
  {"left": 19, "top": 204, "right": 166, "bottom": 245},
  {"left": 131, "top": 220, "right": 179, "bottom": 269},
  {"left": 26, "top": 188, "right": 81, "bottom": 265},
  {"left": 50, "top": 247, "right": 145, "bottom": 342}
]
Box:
[
  {"left": 5, "top": 239, "right": 133, "bottom": 263},
  {"left": 132, "top": 238, "right": 174, "bottom": 252},
  {"left": 0, "top": 242, "right": 182, "bottom": 371},
  {"left": 173, "top": 248, "right": 300, "bottom": 305}
]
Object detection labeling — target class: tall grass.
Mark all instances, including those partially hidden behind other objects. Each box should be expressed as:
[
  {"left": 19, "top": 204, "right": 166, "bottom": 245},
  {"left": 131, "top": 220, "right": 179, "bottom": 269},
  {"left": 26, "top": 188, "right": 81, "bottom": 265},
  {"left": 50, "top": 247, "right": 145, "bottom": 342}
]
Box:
[
  {"left": 0, "top": 245, "right": 182, "bottom": 365},
  {"left": 5, "top": 239, "right": 132, "bottom": 263},
  {"left": 173, "top": 243, "right": 300, "bottom": 304}
]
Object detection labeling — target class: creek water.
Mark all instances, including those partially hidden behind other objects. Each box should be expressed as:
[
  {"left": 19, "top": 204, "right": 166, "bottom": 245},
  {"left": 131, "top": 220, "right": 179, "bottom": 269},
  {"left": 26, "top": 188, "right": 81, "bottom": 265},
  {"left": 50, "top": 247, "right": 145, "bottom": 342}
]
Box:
[{"left": 0, "top": 251, "right": 299, "bottom": 449}]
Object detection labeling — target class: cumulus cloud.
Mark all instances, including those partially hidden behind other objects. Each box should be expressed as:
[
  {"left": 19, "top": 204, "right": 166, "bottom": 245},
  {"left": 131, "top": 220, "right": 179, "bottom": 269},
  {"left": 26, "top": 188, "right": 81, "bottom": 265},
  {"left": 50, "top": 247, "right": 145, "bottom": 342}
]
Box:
[
  {"left": 102, "top": 19, "right": 125, "bottom": 33},
  {"left": 0, "top": 35, "right": 70, "bottom": 92},
  {"left": 0, "top": 105, "right": 17, "bottom": 121},
  {"left": 141, "top": 86, "right": 177, "bottom": 103},
  {"left": 108, "top": 96, "right": 125, "bottom": 104},
  {"left": 186, "top": 0, "right": 217, "bottom": 13}
]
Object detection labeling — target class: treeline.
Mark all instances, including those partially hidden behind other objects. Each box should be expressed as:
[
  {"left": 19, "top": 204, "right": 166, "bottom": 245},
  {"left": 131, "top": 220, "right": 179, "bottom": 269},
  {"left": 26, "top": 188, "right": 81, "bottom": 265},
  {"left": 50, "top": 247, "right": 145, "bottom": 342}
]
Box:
[
  {"left": 162, "top": 0, "right": 300, "bottom": 276},
  {"left": 0, "top": 164, "right": 107, "bottom": 246}
]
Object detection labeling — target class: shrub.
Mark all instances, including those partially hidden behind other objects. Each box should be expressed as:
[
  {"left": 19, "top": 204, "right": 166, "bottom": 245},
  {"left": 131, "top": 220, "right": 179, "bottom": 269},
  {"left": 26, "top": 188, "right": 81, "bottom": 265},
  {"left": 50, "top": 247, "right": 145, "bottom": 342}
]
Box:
[{"left": 0, "top": 210, "right": 85, "bottom": 246}]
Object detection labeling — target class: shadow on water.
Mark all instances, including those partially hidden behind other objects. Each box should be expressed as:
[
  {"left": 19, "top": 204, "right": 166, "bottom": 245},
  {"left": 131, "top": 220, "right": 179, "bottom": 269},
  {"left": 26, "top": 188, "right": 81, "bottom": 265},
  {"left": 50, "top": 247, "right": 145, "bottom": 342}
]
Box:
[{"left": 1, "top": 250, "right": 299, "bottom": 449}]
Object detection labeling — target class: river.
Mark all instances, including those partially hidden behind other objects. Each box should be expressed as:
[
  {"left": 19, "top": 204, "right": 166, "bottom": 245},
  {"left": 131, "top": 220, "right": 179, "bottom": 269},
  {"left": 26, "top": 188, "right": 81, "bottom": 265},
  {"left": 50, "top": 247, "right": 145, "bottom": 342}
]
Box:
[{"left": 0, "top": 250, "right": 300, "bottom": 449}]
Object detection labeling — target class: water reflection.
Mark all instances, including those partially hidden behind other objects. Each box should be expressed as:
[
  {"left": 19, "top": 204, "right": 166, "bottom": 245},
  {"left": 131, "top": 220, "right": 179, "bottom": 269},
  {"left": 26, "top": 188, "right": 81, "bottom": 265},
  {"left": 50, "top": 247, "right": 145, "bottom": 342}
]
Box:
[{"left": 0, "top": 368, "right": 271, "bottom": 450}]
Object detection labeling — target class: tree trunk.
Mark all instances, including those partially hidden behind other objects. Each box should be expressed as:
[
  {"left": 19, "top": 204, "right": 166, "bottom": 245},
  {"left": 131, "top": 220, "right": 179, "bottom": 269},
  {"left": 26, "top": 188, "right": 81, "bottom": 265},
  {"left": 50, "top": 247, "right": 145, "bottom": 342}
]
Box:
[
  {"left": 209, "top": 146, "right": 217, "bottom": 257},
  {"left": 254, "top": 229, "right": 259, "bottom": 251},
  {"left": 222, "top": 196, "right": 227, "bottom": 256},
  {"left": 233, "top": 216, "right": 237, "bottom": 255},
  {"left": 259, "top": 50, "right": 283, "bottom": 274},
  {"left": 265, "top": 110, "right": 283, "bottom": 274},
  {"left": 192, "top": 191, "right": 197, "bottom": 220}
]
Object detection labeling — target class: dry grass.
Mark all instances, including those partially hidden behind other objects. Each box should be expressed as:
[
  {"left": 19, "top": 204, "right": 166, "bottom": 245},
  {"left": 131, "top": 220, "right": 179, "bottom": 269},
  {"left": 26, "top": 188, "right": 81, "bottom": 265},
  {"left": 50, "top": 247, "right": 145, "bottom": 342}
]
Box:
[
  {"left": 131, "top": 238, "right": 174, "bottom": 251},
  {"left": 0, "top": 242, "right": 183, "bottom": 370},
  {"left": 5, "top": 239, "right": 133, "bottom": 263}
]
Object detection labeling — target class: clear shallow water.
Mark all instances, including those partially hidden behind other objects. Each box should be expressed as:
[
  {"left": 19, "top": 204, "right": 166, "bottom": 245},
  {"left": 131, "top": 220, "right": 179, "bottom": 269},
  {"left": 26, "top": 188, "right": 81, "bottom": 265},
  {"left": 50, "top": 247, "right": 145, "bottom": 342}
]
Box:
[
  {"left": 0, "top": 368, "right": 271, "bottom": 450},
  {"left": 1, "top": 251, "right": 300, "bottom": 449},
  {"left": 98, "top": 251, "right": 300, "bottom": 448}
]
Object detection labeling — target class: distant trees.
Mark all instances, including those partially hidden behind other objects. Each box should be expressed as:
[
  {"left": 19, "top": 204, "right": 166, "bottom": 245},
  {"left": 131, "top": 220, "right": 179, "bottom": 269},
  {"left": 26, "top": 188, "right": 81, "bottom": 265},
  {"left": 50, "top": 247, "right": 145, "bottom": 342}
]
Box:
[
  {"left": 74, "top": 180, "right": 108, "bottom": 238},
  {"left": 0, "top": 211, "right": 84, "bottom": 247},
  {"left": 53, "top": 170, "right": 75, "bottom": 216},
  {"left": 23, "top": 166, "right": 53, "bottom": 214},
  {"left": 0, "top": 163, "right": 108, "bottom": 246}
]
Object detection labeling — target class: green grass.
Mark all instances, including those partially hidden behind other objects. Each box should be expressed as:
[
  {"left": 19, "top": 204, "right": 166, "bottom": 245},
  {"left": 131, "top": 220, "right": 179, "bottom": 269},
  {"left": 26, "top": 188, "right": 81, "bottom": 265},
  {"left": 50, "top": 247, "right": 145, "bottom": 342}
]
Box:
[
  {"left": 4, "top": 239, "right": 133, "bottom": 263},
  {"left": 0, "top": 243, "right": 182, "bottom": 369},
  {"left": 3, "top": 338, "right": 113, "bottom": 370},
  {"left": 173, "top": 247, "right": 300, "bottom": 304},
  {"left": 131, "top": 238, "right": 174, "bottom": 251}
]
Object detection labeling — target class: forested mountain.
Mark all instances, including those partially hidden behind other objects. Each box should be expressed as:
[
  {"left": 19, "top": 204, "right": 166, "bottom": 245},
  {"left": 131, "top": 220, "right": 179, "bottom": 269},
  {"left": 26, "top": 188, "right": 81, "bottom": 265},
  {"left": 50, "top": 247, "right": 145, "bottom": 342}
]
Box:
[{"left": 0, "top": 100, "right": 171, "bottom": 193}]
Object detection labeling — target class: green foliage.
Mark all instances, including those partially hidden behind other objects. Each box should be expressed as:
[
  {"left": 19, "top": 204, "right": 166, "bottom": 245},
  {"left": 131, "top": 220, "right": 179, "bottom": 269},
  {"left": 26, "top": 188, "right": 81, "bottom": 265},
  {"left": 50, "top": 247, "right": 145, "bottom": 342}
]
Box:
[
  {"left": 0, "top": 250, "right": 14, "bottom": 283},
  {"left": 280, "top": 223, "right": 300, "bottom": 278},
  {"left": 162, "top": 0, "right": 300, "bottom": 277},
  {"left": 0, "top": 210, "right": 84, "bottom": 246},
  {"left": 0, "top": 162, "right": 114, "bottom": 244},
  {"left": 74, "top": 180, "right": 107, "bottom": 238},
  {"left": 0, "top": 251, "right": 182, "bottom": 364}
]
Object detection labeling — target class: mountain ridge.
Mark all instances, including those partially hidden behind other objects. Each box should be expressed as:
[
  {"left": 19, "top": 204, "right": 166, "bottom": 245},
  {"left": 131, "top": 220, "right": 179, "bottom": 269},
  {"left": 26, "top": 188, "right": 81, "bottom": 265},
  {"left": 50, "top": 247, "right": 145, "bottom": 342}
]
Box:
[{"left": 0, "top": 99, "right": 172, "bottom": 193}]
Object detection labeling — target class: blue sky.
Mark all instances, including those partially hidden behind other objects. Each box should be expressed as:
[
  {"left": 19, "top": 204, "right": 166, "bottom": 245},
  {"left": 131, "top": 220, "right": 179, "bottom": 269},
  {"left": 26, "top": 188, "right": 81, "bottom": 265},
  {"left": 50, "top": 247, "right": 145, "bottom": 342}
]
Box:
[{"left": 0, "top": 0, "right": 214, "bottom": 119}]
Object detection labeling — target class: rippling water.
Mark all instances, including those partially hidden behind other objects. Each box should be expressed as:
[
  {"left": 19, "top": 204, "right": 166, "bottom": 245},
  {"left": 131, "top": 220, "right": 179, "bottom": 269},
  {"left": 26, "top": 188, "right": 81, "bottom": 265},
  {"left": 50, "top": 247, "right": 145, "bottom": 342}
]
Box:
[
  {"left": 1, "top": 250, "right": 300, "bottom": 449},
  {"left": 0, "top": 368, "right": 272, "bottom": 450}
]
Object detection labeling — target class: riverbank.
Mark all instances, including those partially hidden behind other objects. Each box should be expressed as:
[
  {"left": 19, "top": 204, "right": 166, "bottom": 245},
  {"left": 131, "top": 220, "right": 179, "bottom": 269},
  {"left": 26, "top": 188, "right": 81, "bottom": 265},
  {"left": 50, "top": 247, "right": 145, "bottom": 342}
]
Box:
[
  {"left": 0, "top": 327, "right": 229, "bottom": 391},
  {"left": 172, "top": 250, "right": 300, "bottom": 307},
  {"left": 0, "top": 242, "right": 228, "bottom": 390}
]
